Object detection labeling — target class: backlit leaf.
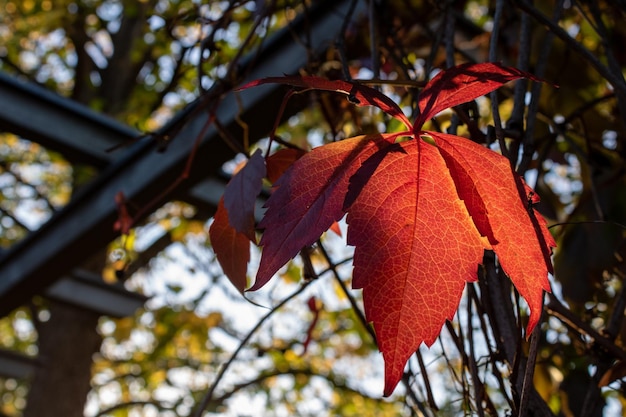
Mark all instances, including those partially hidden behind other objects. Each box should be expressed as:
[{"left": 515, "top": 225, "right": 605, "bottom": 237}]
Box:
[
  {"left": 223, "top": 149, "right": 266, "bottom": 242},
  {"left": 430, "top": 131, "right": 554, "bottom": 332},
  {"left": 346, "top": 139, "right": 490, "bottom": 395},
  {"left": 253, "top": 134, "right": 397, "bottom": 291},
  {"left": 235, "top": 63, "right": 555, "bottom": 396},
  {"left": 209, "top": 198, "right": 250, "bottom": 293},
  {"left": 415, "top": 62, "right": 541, "bottom": 129}
]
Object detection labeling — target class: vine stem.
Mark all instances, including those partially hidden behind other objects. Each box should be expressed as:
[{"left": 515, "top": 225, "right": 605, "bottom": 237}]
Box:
[
  {"left": 517, "top": 0, "right": 564, "bottom": 175},
  {"left": 518, "top": 300, "right": 544, "bottom": 417},
  {"left": 488, "top": 0, "right": 509, "bottom": 159},
  {"left": 191, "top": 281, "right": 312, "bottom": 417},
  {"left": 512, "top": 0, "right": 626, "bottom": 100},
  {"left": 548, "top": 220, "right": 626, "bottom": 231}
]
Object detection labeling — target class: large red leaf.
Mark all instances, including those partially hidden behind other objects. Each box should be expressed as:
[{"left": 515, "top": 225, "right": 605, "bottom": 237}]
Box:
[
  {"left": 239, "top": 75, "right": 412, "bottom": 131},
  {"left": 414, "top": 62, "right": 541, "bottom": 129},
  {"left": 209, "top": 198, "right": 250, "bottom": 293},
  {"left": 232, "top": 63, "right": 555, "bottom": 398},
  {"left": 223, "top": 149, "right": 266, "bottom": 242},
  {"left": 429, "top": 131, "right": 555, "bottom": 332},
  {"left": 252, "top": 134, "right": 398, "bottom": 291},
  {"left": 346, "top": 139, "right": 490, "bottom": 396}
]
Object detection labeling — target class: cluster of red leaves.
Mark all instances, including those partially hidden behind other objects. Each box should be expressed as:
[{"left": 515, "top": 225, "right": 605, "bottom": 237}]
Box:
[{"left": 209, "top": 62, "right": 555, "bottom": 396}]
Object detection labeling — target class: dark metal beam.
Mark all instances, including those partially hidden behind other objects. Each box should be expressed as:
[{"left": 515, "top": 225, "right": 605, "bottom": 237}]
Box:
[
  {"left": 45, "top": 269, "right": 148, "bottom": 318},
  {"left": 0, "top": 66, "right": 237, "bottom": 221},
  {"left": 0, "top": 71, "right": 134, "bottom": 168},
  {"left": 0, "top": 349, "right": 38, "bottom": 379},
  {"left": 0, "top": 0, "right": 365, "bottom": 316}
]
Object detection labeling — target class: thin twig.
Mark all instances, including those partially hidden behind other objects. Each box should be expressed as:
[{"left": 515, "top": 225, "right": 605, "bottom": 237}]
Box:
[
  {"left": 469, "top": 283, "right": 513, "bottom": 412},
  {"left": 415, "top": 349, "right": 439, "bottom": 411},
  {"left": 444, "top": 3, "right": 456, "bottom": 68},
  {"left": 445, "top": 320, "right": 473, "bottom": 410},
  {"left": 513, "top": 0, "right": 626, "bottom": 99},
  {"left": 517, "top": 0, "right": 564, "bottom": 175},
  {"left": 212, "top": 367, "right": 386, "bottom": 405},
  {"left": 0, "top": 203, "right": 31, "bottom": 232},
  {"left": 548, "top": 220, "right": 626, "bottom": 231},
  {"left": 585, "top": 0, "right": 626, "bottom": 129},
  {"left": 316, "top": 242, "right": 376, "bottom": 344},
  {"left": 0, "top": 161, "right": 57, "bottom": 212},
  {"left": 191, "top": 281, "right": 312, "bottom": 417},
  {"left": 581, "top": 268, "right": 626, "bottom": 415},
  {"left": 368, "top": 0, "right": 380, "bottom": 79},
  {"left": 507, "top": 6, "right": 532, "bottom": 149},
  {"left": 518, "top": 300, "right": 544, "bottom": 417},
  {"left": 466, "top": 288, "right": 485, "bottom": 417},
  {"left": 488, "top": 0, "right": 509, "bottom": 159},
  {"left": 546, "top": 294, "right": 626, "bottom": 363},
  {"left": 124, "top": 112, "right": 216, "bottom": 233},
  {"left": 336, "top": 0, "right": 359, "bottom": 81},
  {"left": 94, "top": 401, "right": 172, "bottom": 417}
]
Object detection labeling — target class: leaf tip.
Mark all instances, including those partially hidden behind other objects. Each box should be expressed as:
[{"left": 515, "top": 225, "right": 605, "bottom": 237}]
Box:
[
  {"left": 524, "top": 289, "right": 548, "bottom": 339},
  {"left": 382, "top": 362, "right": 405, "bottom": 397}
]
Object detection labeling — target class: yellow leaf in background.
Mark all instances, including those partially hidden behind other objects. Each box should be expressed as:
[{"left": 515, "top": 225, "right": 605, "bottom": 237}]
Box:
[
  {"left": 123, "top": 230, "right": 136, "bottom": 251},
  {"left": 280, "top": 262, "right": 301, "bottom": 284},
  {"left": 186, "top": 220, "right": 206, "bottom": 235},
  {"left": 205, "top": 311, "right": 223, "bottom": 328},
  {"left": 102, "top": 265, "right": 118, "bottom": 283},
  {"left": 170, "top": 225, "right": 186, "bottom": 242},
  {"left": 170, "top": 220, "right": 205, "bottom": 242},
  {"left": 332, "top": 279, "right": 348, "bottom": 302},
  {"left": 158, "top": 218, "right": 172, "bottom": 231},
  {"left": 113, "top": 316, "right": 134, "bottom": 341},
  {"left": 148, "top": 369, "right": 167, "bottom": 387}
]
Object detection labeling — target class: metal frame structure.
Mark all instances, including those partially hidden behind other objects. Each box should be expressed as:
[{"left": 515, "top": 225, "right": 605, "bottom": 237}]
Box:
[{"left": 0, "top": 0, "right": 366, "bottom": 317}]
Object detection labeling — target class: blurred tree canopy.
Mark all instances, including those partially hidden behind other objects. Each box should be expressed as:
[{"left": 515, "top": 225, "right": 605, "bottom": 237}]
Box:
[{"left": 1, "top": 0, "right": 626, "bottom": 416}]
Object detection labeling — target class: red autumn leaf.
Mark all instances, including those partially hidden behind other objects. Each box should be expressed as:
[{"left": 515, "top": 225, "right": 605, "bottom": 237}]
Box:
[
  {"left": 267, "top": 148, "right": 343, "bottom": 237},
  {"left": 223, "top": 149, "right": 266, "bottom": 242},
  {"left": 429, "top": 131, "right": 554, "bottom": 332},
  {"left": 233, "top": 63, "right": 554, "bottom": 397},
  {"left": 266, "top": 148, "right": 307, "bottom": 183},
  {"left": 209, "top": 198, "right": 250, "bottom": 293},
  {"left": 239, "top": 75, "right": 412, "bottom": 131},
  {"left": 252, "top": 133, "right": 401, "bottom": 291},
  {"left": 415, "top": 62, "right": 541, "bottom": 129},
  {"left": 347, "top": 139, "right": 490, "bottom": 396}
]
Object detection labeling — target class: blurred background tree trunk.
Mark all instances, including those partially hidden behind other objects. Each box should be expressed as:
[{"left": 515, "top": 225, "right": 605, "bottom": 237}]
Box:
[{"left": 23, "top": 302, "right": 101, "bottom": 417}]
